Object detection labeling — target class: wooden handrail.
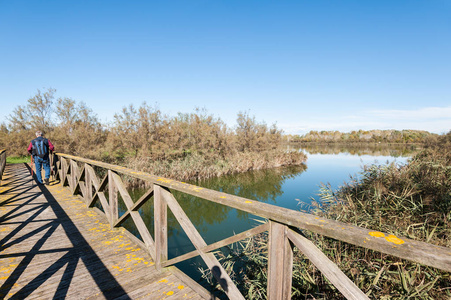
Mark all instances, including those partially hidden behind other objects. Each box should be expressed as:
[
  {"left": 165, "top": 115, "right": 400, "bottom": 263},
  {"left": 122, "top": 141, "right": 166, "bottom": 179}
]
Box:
[
  {"left": 0, "top": 149, "right": 6, "bottom": 183},
  {"left": 53, "top": 153, "right": 451, "bottom": 299}
]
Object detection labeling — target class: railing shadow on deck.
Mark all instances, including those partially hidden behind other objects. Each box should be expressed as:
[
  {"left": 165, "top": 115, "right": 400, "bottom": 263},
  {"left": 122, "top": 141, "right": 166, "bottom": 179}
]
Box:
[
  {"left": 53, "top": 153, "right": 451, "bottom": 300},
  {"left": 0, "top": 163, "right": 131, "bottom": 300}
]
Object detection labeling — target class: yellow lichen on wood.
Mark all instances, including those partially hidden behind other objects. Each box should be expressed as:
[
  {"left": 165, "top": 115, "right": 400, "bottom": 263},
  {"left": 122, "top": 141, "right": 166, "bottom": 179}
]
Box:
[
  {"left": 369, "top": 231, "right": 385, "bottom": 238},
  {"left": 157, "top": 178, "right": 172, "bottom": 184},
  {"left": 369, "top": 231, "right": 405, "bottom": 245},
  {"left": 385, "top": 234, "right": 405, "bottom": 245}
]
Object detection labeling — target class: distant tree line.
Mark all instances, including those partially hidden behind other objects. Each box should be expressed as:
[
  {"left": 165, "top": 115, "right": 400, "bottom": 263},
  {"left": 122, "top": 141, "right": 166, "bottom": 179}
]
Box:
[{"left": 285, "top": 129, "right": 438, "bottom": 144}]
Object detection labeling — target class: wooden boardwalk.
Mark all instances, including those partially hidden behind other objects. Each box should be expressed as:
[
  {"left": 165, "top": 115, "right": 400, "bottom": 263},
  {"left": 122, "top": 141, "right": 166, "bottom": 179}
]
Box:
[{"left": 0, "top": 163, "right": 206, "bottom": 300}]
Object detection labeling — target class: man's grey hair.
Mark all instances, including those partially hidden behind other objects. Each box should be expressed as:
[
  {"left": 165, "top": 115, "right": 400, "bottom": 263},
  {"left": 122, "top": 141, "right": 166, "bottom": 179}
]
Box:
[{"left": 35, "top": 131, "right": 43, "bottom": 137}]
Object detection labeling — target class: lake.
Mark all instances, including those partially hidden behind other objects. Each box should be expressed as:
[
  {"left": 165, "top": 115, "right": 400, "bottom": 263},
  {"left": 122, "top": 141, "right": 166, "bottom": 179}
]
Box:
[{"left": 121, "top": 143, "right": 416, "bottom": 288}]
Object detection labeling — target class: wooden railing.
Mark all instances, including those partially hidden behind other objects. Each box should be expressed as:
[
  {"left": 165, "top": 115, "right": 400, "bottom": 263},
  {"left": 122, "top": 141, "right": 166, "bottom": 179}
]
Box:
[
  {"left": 53, "top": 153, "right": 451, "bottom": 300},
  {"left": 0, "top": 149, "right": 6, "bottom": 183}
]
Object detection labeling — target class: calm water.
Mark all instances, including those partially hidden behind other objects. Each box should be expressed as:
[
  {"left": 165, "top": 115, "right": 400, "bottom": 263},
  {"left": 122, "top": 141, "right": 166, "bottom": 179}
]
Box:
[{"left": 121, "top": 144, "right": 416, "bottom": 288}]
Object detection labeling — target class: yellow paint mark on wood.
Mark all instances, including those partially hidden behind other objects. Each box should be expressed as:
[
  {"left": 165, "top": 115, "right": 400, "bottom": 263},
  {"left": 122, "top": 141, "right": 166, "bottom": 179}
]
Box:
[
  {"left": 220, "top": 196, "right": 226, "bottom": 199},
  {"left": 369, "top": 231, "right": 385, "bottom": 238},
  {"left": 245, "top": 200, "right": 252, "bottom": 204}
]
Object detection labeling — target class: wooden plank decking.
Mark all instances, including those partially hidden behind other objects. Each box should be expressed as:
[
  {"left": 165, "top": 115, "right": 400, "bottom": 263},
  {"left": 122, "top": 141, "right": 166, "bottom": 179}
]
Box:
[{"left": 0, "top": 163, "right": 207, "bottom": 300}]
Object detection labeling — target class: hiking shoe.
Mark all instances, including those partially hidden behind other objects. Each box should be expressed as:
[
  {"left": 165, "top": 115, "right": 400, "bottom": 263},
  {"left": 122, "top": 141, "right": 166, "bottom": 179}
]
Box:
[{"left": 44, "top": 178, "right": 50, "bottom": 185}]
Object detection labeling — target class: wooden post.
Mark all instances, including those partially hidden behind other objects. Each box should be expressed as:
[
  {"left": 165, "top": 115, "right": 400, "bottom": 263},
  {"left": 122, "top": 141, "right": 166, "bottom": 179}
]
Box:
[
  {"left": 0, "top": 150, "right": 5, "bottom": 183},
  {"left": 268, "top": 221, "right": 293, "bottom": 300},
  {"left": 154, "top": 185, "right": 168, "bottom": 270},
  {"left": 108, "top": 170, "right": 118, "bottom": 227},
  {"left": 85, "top": 163, "right": 92, "bottom": 205},
  {"left": 69, "top": 159, "right": 75, "bottom": 191},
  {"left": 70, "top": 160, "right": 81, "bottom": 195},
  {"left": 59, "top": 157, "right": 67, "bottom": 186}
]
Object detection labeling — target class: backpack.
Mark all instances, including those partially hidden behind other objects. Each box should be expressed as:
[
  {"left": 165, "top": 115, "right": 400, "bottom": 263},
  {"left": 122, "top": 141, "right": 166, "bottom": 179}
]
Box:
[{"left": 32, "top": 137, "right": 49, "bottom": 158}]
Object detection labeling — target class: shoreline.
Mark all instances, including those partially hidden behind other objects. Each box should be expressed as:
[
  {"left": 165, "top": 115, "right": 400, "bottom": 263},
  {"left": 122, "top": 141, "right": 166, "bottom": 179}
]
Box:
[{"left": 123, "top": 149, "right": 307, "bottom": 187}]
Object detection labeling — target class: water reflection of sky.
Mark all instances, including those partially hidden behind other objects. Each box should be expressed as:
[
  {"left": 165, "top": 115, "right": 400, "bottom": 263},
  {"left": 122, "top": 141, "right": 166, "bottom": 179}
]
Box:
[
  {"left": 279, "top": 153, "right": 410, "bottom": 211},
  {"left": 192, "top": 149, "right": 412, "bottom": 244}
]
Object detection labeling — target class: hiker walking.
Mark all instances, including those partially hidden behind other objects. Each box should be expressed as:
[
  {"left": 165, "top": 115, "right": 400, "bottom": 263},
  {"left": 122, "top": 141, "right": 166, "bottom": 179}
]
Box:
[{"left": 27, "top": 130, "right": 55, "bottom": 185}]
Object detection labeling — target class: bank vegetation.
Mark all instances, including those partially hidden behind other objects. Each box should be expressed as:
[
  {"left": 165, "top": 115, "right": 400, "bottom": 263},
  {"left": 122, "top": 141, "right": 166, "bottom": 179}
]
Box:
[{"left": 0, "top": 88, "right": 306, "bottom": 181}]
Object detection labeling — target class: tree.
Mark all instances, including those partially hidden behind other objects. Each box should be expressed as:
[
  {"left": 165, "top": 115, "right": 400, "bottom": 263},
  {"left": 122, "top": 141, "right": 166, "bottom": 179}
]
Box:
[
  {"left": 52, "top": 97, "right": 104, "bottom": 156},
  {"left": 7, "top": 88, "right": 55, "bottom": 133}
]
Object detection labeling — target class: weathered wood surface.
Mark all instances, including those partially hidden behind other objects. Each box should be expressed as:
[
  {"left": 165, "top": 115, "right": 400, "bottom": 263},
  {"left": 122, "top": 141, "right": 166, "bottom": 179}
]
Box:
[
  {"left": 55, "top": 153, "right": 451, "bottom": 273},
  {"left": 267, "top": 221, "right": 293, "bottom": 300},
  {"left": 0, "top": 163, "right": 207, "bottom": 299}
]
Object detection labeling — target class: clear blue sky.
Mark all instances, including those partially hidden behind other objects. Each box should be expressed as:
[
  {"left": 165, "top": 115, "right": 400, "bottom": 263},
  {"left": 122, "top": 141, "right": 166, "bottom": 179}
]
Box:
[{"left": 1, "top": 0, "right": 450, "bottom": 134}]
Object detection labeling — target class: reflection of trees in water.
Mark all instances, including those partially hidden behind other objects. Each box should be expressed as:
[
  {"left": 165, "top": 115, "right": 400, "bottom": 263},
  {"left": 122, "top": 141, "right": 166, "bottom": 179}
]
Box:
[
  {"left": 119, "top": 165, "right": 307, "bottom": 239},
  {"left": 193, "top": 164, "right": 307, "bottom": 223},
  {"left": 289, "top": 143, "right": 418, "bottom": 157},
  {"left": 195, "top": 165, "right": 307, "bottom": 203}
]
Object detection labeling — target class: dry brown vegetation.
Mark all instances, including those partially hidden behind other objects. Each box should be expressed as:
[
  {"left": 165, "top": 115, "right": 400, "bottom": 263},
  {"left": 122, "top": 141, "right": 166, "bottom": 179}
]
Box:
[{"left": 0, "top": 89, "right": 306, "bottom": 181}]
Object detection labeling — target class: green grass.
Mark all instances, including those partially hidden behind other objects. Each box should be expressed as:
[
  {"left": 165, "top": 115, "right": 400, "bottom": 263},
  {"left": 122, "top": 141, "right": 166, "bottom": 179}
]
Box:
[{"left": 7, "top": 156, "right": 31, "bottom": 164}]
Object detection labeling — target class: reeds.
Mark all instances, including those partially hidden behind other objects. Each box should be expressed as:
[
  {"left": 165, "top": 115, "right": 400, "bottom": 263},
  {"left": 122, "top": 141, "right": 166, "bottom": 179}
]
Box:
[
  {"left": 124, "top": 149, "right": 307, "bottom": 186},
  {"left": 202, "top": 131, "right": 451, "bottom": 299}
]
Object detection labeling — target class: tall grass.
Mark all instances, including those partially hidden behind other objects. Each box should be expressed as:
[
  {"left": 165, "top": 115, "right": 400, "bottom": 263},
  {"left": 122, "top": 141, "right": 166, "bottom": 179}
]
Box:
[
  {"left": 124, "top": 150, "right": 306, "bottom": 185},
  {"left": 202, "top": 132, "right": 451, "bottom": 299}
]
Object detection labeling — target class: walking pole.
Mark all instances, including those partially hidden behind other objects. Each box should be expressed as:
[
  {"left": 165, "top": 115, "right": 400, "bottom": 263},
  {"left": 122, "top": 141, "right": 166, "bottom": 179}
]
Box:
[
  {"left": 30, "top": 155, "right": 34, "bottom": 177},
  {"left": 50, "top": 153, "right": 54, "bottom": 182}
]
